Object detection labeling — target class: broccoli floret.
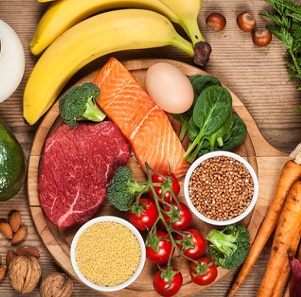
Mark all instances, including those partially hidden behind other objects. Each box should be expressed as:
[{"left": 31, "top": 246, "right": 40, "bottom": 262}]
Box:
[
  {"left": 59, "top": 82, "right": 106, "bottom": 127},
  {"left": 206, "top": 224, "right": 250, "bottom": 270},
  {"left": 106, "top": 166, "right": 148, "bottom": 211}
]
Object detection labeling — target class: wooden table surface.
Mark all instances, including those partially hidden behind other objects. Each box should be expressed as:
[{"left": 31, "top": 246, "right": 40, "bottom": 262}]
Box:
[{"left": 1, "top": 0, "right": 301, "bottom": 296}]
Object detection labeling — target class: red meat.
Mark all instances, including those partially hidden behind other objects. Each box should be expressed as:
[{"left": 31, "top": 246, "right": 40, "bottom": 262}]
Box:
[{"left": 38, "top": 121, "right": 130, "bottom": 228}]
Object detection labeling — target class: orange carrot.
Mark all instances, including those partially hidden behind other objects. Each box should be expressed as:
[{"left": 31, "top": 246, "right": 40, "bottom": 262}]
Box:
[
  {"left": 256, "top": 181, "right": 301, "bottom": 296},
  {"left": 272, "top": 227, "right": 301, "bottom": 297},
  {"left": 228, "top": 148, "right": 301, "bottom": 297}
]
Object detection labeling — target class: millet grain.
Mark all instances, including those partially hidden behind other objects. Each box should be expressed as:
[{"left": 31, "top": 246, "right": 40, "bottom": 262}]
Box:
[
  {"left": 75, "top": 221, "right": 141, "bottom": 287},
  {"left": 188, "top": 156, "right": 254, "bottom": 221}
]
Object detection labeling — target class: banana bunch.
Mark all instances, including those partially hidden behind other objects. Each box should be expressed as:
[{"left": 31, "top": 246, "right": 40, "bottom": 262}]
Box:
[
  {"left": 30, "top": 0, "right": 206, "bottom": 56},
  {"left": 24, "top": 0, "right": 211, "bottom": 125}
]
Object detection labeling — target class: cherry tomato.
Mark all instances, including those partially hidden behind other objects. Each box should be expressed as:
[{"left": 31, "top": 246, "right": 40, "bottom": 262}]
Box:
[
  {"left": 150, "top": 171, "right": 180, "bottom": 203},
  {"left": 176, "top": 229, "right": 206, "bottom": 260},
  {"left": 129, "top": 198, "right": 158, "bottom": 231},
  {"left": 153, "top": 266, "right": 183, "bottom": 297},
  {"left": 146, "top": 230, "right": 173, "bottom": 264},
  {"left": 189, "top": 257, "right": 218, "bottom": 286},
  {"left": 163, "top": 201, "right": 192, "bottom": 231}
]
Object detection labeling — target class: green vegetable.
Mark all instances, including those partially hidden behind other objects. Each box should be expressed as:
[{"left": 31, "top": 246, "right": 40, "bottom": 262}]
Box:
[
  {"left": 172, "top": 75, "right": 221, "bottom": 141},
  {"left": 106, "top": 166, "right": 148, "bottom": 211},
  {"left": 0, "top": 117, "right": 27, "bottom": 201},
  {"left": 260, "top": 0, "right": 301, "bottom": 111},
  {"left": 217, "top": 113, "right": 247, "bottom": 151},
  {"left": 59, "top": 82, "right": 106, "bottom": 127},
  {"left": 173, "top": 75, "right": 247, "bottom": 163},
  {"left": 183, "top": 85, "right": 233, "bottom": 163},
  {"left": 206, "top": 224, "right": 250, "bottom": 270}
]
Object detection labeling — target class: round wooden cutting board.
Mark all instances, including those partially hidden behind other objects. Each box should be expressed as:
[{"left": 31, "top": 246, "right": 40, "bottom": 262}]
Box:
[{"left": 27, "top": 59, "right": 289, "bottom": 297}]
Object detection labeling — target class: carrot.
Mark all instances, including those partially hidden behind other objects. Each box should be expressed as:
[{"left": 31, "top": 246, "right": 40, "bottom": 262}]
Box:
[
  {"left": 227, "top": 145, "right": 301, "bottom": 297},
  {"left": 256, "top": 181, "right": 301, "bottom": 296},
  {"left": 272, "top": 227, "right": 301, "bottom": 297}
]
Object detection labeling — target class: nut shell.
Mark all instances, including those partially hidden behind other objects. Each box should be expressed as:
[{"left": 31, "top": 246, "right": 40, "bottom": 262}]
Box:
[
  {"left": 237, "top": 12, "right": 256, "bottom": 32},
  {"left": 206, "top": 12, "right": 226, "bottom": 32},
  {"left": 0, "top": 265, "right": 7, "bottom": 281},
  {"left": 40, "top": 272, "right": 73, "bottom": 297},
  {"left": 8, "top": 255, "right": 41, "bottom": 294}
]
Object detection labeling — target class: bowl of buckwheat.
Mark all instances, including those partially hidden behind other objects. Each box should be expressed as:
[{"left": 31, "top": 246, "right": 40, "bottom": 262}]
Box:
[{"left": 184, "top": 151, "right": 259, "bottom": 226}]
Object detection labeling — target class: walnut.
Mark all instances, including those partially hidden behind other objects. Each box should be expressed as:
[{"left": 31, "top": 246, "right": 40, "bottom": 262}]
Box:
[
  {"left": 40, "top": 272, "right": 73, "bottom": 297},
  {"left": 8, "top": 255, "right": 41, "bottom": 294}
]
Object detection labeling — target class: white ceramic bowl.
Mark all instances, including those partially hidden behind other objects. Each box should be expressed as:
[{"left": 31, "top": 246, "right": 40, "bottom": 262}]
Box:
[
  {"left": 70, "top": 216, "right": 146, "bottom": 292},
  {"left": 184, "top": 151, "right": 259, "bottom": 226}
]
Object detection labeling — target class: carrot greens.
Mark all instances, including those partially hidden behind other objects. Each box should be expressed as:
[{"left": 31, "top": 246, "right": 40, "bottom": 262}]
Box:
[{"left": 260, "top": 0, "right": 301, "bottom": 111}]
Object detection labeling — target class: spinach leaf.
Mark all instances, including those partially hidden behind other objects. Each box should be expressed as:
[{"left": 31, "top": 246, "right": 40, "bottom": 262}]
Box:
[
  {"left": 172, "top": 75, "right": 221, "bottom": 141},
  {"left": 191, "top": 75, "right": 221, "bottom": 104},
  {"left": 217, "top": 113, "right": 247, "bottom": 151},
  {"left": 206, "top": 112, "right": 233, "bottom": 151},
  {"left": 183, "top": 85, "right": 232, "bottom": 163},
  {"left": 187, "top": 116, "right": 199, "bottom": 141},
  {"left": 192, "top": 85, "right": 232, "bottom": 132}
]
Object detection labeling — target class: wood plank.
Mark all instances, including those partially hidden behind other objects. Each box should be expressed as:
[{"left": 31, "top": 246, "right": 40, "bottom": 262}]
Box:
[
  {"left": 1, "top": 0, "right": 301, "bottom": 296},
  {"left": 27, "top": 59, "right": 289, "bottom": 296}
]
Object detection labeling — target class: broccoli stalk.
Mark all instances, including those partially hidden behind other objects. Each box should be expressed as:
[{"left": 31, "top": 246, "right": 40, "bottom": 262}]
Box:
[
  {"left": 206, "top": 224, "right": 250, "bottom": 270},
  {"left": 106, "top": 166, "right": 148, "bottom": 211},
  {"left": 59, "top": 82, "right": 106, "bottom": 127}
]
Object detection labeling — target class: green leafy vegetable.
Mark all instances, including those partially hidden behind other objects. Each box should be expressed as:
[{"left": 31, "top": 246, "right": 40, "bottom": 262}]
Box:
[
  {"left": 260, "top": 0, "right": 301, "bottom": 110},
  {"left": 106, "top": 166, "right": 148, "bottom": 211},
  {"left": 173, "top": 75, "right": 247, "bottom": 163},
  {"left": 172, "top": 75, "right": 221, "bottom": 141},
  {"left": 206, "top": 224, "right": 251, "bottom": 270},
  {"left": 217, "top": 113, "right": 247, "bottom": 151},
  {"left": 184, "top": 85, "right": 232, "bottom": 163},
  {"left": 59, "top": 82, "right": 106, "bottom": 127}
]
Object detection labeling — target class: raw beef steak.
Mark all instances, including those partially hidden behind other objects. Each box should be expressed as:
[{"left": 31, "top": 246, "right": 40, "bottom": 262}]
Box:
[{"left": 38, "top": 121, "right": 130, "bottom": 228}]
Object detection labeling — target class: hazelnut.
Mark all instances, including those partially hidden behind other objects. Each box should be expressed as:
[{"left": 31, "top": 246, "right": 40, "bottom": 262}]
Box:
[
  {"left": 252, "top": 28, "right": 272, "bottom": 47},
  {"left": 40, "top": 272, "right": 73, "bottom": 297},
  {"left": 8, "top": 255, "right": 41, "bottom": 294},
  {"left": 237, "top": 12, "right": 256, "bottom": 32},
  {"left": 206, "top": 12, "right": 226, "bottom": 32}
]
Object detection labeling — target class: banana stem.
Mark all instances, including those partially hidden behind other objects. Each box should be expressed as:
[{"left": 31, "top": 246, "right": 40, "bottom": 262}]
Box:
[
  {"left": 178, "top": 17, "right": 206, "bottom": 46},
  {"left": 170, "top": 35, "right": 195, "bottom": 57}
]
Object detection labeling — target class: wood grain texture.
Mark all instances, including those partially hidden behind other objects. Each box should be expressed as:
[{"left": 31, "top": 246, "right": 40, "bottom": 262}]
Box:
[
  {"left": 27, "top": 59, "right": 288, "bottom": 296},
  {"left": 1, "top": 0, "right": 301, "bottom": 296}
]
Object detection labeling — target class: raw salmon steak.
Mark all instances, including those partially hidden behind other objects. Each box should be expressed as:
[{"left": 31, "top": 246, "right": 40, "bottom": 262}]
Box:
[{"left": 93, "top": 57, "right": 189, "bottom": 177}]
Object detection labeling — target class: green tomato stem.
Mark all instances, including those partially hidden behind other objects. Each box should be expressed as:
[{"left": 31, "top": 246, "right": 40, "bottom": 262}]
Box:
[{"left": 144, "top": 163, "right": 201, "bottom": 267}]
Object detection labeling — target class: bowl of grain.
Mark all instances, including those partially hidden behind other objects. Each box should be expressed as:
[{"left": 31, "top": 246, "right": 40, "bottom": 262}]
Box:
[
  {"left": 184, "top": 151, "right": 259, "bottom": 226},
  {"left": 70, "top": 216, "right": 146, "bottom": 292}
]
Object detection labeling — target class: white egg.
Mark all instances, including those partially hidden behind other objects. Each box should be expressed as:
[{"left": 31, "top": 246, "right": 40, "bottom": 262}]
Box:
[{"left": 145, "top": 62, "right": 194, "bottom": 114}]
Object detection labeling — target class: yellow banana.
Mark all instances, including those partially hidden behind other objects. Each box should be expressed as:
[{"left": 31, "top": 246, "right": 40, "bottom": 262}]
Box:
[
  {"left": 159, "top": 0, "right": 204, "bottom": 46},
  {"left": 30, "top": 0, "right": 206, "bottom": 56},
  {"left": 23, "top": 9, "right": 194, "bottom": 125}
]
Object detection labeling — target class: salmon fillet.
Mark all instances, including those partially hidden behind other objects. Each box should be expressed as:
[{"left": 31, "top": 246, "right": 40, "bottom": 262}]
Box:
[{"left": 93, "top": 57, "right": 189, "bottom": 177}]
